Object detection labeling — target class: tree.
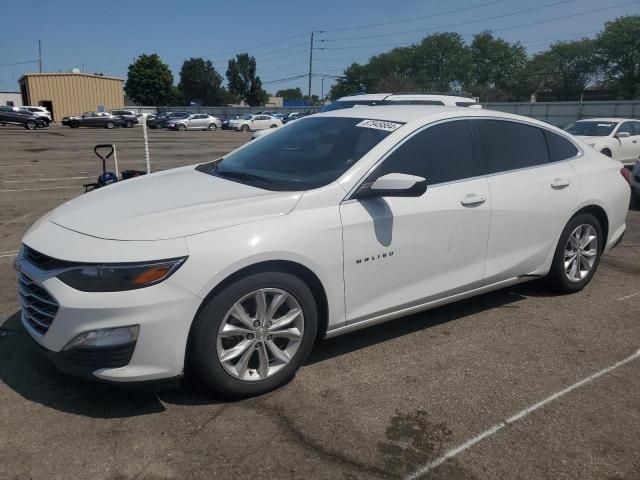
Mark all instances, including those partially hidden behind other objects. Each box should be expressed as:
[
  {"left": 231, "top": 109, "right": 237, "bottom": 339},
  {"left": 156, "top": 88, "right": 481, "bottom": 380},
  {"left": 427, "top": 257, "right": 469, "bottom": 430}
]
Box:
[
  {"left": 226, "top": 53, "right": 268, "bottom": 106},
  {"left": 275, "top": 87, "right": 303, "bottom": 100},
  {"left": 125, "top": 54, "right": 174, "bottom": 106},
  {"left": 328, "top": 63, "right": 374, "bottom": 99},
  {"left": 527, "top": 39, "right": 600, "bottom": 100},
  {"left": 597, "top": 16, "right": 640, "bottom": 99},
  {"left": 413, "top": 33, "right": 471, "bottom": 91},
  {"left": 468, "top": 31, "right": 527, "bottom": 101},
  {"left": 178, "top": 57, "right": 224, "bottom": 105}
]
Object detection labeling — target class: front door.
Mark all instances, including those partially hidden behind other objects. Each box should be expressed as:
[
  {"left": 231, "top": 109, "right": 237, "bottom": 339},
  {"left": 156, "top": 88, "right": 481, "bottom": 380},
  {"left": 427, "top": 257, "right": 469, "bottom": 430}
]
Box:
[
  {"left": 616, "top": 121, "right": 640, "bottom": 164},
  {"left": 341, "top": 119, "right": 491, "bottom": 323}
]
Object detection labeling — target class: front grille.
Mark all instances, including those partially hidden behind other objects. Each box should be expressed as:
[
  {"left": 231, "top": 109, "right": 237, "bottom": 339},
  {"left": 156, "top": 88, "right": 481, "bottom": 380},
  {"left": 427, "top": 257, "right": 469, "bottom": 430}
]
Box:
[
  {"left": 18, "top": 273, "right": 59, "bottom": 335},
  {"left": 23, "top": 245, "right": 75, "bottom": 271}
]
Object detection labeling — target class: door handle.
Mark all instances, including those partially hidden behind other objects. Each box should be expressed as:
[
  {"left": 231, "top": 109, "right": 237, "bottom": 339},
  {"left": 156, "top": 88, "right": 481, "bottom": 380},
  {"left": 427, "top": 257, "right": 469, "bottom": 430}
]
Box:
[
  {"left": 551, "top": 178, "right": 570, "bottom": 189},
  {"left": 461, "top": 194, "right": 487, "bottom": 206}
]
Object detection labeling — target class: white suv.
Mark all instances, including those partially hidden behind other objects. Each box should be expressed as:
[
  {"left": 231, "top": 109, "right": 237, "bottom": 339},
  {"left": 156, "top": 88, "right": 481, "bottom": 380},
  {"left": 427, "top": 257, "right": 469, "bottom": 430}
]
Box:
[
  {"left": 16, "top": 106, "right": 629, "bottom": 397},
  {"left": 321, "top": 93, "right": 481, "bottom": 112},
  {"left": 21, "top": 106, "right": 52, "bottom": 124}
]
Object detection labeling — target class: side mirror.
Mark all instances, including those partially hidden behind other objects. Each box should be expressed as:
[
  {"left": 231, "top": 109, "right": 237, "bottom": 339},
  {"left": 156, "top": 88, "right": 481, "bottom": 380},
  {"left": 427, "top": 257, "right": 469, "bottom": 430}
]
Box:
[
  {"left": 616, "top": 131, "right": 630, "bottom": 138},
  {"left": 353, "top": 173, "right": 427, "bottom": 199}
]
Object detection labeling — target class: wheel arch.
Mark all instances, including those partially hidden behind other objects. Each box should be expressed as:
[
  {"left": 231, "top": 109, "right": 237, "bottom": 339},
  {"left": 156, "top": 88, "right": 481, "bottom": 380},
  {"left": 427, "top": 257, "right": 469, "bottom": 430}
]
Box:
[
  {"left": 571, "top": 204, "right": 609, "bottom": 250},
  {"left": 186, "top": 259, "right": 329, "bottom": 365}
]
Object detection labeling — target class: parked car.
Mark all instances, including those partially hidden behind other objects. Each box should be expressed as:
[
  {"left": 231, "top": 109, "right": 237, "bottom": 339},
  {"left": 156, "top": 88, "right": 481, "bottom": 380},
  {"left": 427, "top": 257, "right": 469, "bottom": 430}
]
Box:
[
  {"left": 16, "top": 106, "right": 630, "bottom": 397},
  {"left": 21, "top": 106, "right": 52, "bottom": 125},
  {"left": 282, "top": 112, "right": 308, "bottom": 124},
  {"left": 62, "top": 112, "right": 122, "bottom": 129},
  {"left": 564, "top": 118, "right": 640, "bottom": 166},
  {"left": 109, "top": 109, "right": 139, "bottom": 128},
  {"left": 167, "top": 114, "right": 223, "bottom": 131},
  {"left": 227, "top": 114, "right": 283, "bottom": 132},
  {"left": 631, "top": 159, "right": 640, "bottom": 205},
  {"left": 0, "top": 106, "right": 45, "bottom": 129},
  {"left": 159, "top": 112, "right": 191, "bottom": 128},
  {"left": 321, "top": 93, "right": 481, "bottom": 112}
]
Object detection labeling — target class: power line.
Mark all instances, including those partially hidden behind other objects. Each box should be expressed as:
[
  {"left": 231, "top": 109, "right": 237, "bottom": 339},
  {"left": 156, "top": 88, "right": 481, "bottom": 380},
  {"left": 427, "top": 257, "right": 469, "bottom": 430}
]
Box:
[
  {"left": 0, "top": 60, "right": 38, "bottom": 68},
  {"left": 320, "top": 0, "right": 506, "bottom": 33},
  {"left": 319, "top": 0, "right": 640, "bottom": 51},
  {"left": 321, "top": 0, "right": 577, "bottom": 43}
]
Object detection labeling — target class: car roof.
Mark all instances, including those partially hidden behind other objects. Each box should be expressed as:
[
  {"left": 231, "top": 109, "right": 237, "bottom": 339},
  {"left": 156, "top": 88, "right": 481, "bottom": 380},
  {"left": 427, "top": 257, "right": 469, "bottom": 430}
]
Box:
[
  {"left": 336, "top": 93, "right": 477, "bottom": 102},
  {"left": 314, "top": 105, "right": 563, "bottom": 130},
  {"left": 576, "top": 117, "right": 635, "bottom": 122}
]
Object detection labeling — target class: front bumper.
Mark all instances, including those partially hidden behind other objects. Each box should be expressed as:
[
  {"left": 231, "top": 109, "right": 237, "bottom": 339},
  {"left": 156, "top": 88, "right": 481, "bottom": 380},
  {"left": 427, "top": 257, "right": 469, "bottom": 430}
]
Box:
[{"left": 15, "top": 232, "right": 203, "bottom": 384}]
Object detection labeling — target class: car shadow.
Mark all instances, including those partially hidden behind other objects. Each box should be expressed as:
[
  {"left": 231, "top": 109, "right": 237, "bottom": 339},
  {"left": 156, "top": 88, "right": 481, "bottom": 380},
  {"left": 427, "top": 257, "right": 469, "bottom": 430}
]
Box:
[
  {"left": 0, "top": 312, "right": 224, "bottom": 419},
  {"left": 0, "top": 283, "right": 551, "bottom": 418},
  {"left": 307, "top": 283, "right": 548, "bottom": 365}
]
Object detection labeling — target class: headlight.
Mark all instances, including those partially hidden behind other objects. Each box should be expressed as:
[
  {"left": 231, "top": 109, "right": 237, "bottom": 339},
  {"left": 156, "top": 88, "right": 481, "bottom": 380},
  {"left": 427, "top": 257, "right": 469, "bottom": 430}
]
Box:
[{"left": 57, "top": 257, "right": 187, "bottom": 292}]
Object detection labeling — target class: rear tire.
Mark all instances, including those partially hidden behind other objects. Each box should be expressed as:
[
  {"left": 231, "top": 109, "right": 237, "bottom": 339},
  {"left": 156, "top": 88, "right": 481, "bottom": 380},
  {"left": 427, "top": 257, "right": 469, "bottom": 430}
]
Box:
[
  {"left": 124, "top": 120, "right": 133, "bottom": 128},
  {"left": 105, "top": 121, "right": 115, "bottom": 129},
  {"left": 240, "top": 124, "right": 250, "bottom": 132},
  {"left": 208, "top": 123, "right": 217, "bottom": 131},
  {"left": 546, "top": 213, "right": 603, "bottom": 293},
  {"left": 190, "top": 271, "right": 317, "bottom": 398}
]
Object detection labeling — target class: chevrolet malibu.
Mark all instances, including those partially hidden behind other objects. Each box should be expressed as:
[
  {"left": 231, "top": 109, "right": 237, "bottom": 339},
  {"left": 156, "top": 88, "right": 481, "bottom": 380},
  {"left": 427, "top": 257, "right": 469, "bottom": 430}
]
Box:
[{"left": 16, "top": 106, "right": 630, "bottom": 397}]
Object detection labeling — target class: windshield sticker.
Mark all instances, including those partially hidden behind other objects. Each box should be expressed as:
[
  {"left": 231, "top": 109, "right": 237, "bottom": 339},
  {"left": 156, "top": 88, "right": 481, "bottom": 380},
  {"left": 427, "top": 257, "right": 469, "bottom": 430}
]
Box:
[
  {"left": 597, "top": 123, "right": 613, "bottom": 127},
  {"left": 356, "top": 119, "right": 403, "bottom": 132}
]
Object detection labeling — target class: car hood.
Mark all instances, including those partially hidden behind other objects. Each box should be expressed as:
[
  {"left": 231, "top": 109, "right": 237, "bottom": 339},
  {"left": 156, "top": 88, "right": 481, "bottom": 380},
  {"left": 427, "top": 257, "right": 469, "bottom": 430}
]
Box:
[{"left": 44, "top": 165, "right": 302, "bottom": 241}]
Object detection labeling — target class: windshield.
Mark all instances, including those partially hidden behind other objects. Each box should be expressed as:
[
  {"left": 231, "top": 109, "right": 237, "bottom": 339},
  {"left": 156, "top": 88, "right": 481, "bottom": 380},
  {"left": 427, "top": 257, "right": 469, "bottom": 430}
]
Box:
[
  {"left": 565, "top": 121, "right": 618, "bottom": 137},
  {"left": 200, "top": 116, "right": 402, "bottom": 191}
]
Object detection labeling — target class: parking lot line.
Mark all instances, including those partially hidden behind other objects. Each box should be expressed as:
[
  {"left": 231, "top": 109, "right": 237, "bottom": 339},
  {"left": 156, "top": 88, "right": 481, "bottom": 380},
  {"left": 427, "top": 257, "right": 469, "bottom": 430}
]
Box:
[
  {"left": 0, "top": 253, "right": 18, "bottom": 258},
  {"left": 617, "top": 291, "right": 640, "bottom": 301},
  {"left": 405, "top": 348, "right": 640, "bottom": 480},
  {"left": 0, "top": 186, "right": 79, "bottom": 193}
]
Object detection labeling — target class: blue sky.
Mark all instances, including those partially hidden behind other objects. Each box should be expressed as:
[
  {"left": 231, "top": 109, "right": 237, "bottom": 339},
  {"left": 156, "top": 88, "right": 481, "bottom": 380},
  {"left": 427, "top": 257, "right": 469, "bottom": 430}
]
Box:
[{"left": 1, "top": 0, "right": 638, "bottom": 97}]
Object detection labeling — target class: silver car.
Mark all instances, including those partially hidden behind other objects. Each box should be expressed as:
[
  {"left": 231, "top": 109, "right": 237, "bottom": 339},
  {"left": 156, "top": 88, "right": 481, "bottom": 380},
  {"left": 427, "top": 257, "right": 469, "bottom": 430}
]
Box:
[{"left": 168, "top": 114, "right": 222, "bottom": 131}]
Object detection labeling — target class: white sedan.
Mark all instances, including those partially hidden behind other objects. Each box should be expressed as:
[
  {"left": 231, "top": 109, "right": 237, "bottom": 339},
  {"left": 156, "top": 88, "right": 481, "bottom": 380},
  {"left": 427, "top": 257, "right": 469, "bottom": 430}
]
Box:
[
  {"left": 16, "top": 106, "right": 630, "bottom": 397},
  {"left": 228, "top": 114, "right": 282, "bottom": 132},
  {"left": 565, "top": 118, "right": 640, "bottom": 165}
]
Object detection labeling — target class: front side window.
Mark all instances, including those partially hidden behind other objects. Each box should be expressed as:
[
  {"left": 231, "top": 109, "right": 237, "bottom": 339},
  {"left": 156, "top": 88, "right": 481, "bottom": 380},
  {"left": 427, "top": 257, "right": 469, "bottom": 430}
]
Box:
[
  {"left": 373, "top": 120, "right": 476, "bottom": 185},
  {"left": 474, "top": 119, "right": 549, "bottom": 174},
  {"left": 617, "top": 122, "right": 636, "bottom": 135},
  {"left": 565, "top": 121, "right": 617, "bottom": 137},
  {"left": 200, "top": 117, "right": 400, "bottom": 191}
]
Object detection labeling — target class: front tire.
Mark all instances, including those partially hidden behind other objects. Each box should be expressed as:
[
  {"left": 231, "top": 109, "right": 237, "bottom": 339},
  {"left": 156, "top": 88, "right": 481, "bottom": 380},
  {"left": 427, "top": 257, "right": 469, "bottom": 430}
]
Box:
[
  {"left": 190, "top": 271, "right": 318, "bottom": 398},
  {"left": 270, "top": 124, "right": 277, "bottom": 128},
  {"left": 240, "top": 124, "right": 250, "bottom": 132},
  {"left": 24, "top": 120, "right": 37, "bottom": 130},
  {"left": 546, "top": 213, "right": 603, "bottom": 293},
  {"left": 124, "top": 120, "right": 133, "bottom": 128},
  {"left": 208, "top": 123, "right": 217, "bottom": 131}
]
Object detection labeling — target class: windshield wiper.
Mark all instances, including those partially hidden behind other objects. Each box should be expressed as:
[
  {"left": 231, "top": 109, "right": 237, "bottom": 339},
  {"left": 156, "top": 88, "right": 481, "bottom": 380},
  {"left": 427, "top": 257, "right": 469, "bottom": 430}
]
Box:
[{"left": 215, "top": 166, "right": 272, "bottom": 186}]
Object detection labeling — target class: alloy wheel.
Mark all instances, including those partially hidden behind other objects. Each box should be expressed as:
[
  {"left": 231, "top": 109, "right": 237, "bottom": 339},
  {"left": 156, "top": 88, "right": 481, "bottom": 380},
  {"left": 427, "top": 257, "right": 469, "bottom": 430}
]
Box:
[
  {"left": 564, "top": 224, "right": 598, "bottom": 282},
  {"left": 216, "top": 288, "right": 304, "bottom": 381}
]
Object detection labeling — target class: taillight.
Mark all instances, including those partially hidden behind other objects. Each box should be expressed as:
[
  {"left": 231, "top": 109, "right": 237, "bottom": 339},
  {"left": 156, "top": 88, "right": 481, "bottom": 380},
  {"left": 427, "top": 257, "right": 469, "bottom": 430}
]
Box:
[{"left": 620, "top": 167, "right": 631, "bottom": 184}]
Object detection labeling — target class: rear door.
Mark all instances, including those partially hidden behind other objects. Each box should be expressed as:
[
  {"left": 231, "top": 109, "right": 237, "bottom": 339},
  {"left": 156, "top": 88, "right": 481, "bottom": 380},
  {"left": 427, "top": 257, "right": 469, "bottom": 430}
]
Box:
[{"left": 473, "top": 119, "right": 580, "bottom": 283}]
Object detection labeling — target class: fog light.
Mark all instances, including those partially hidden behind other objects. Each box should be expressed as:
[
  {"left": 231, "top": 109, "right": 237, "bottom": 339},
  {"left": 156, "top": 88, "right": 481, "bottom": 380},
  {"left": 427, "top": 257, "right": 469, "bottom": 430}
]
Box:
[{"left": 63, "top": 325, "right": 139, "bottom": 351}]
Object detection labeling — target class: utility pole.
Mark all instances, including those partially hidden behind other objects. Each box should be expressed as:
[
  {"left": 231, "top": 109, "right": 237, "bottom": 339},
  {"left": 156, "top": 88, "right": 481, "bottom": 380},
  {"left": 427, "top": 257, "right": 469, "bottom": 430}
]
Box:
[
  {"left": 38, "top": 40, "right": 42, "bottom": 73},
  {"left": 307, "top": 32, "right": 314, "bottom": 100},
  {"left": 321, "top": 78, "right": 324, "bottom": 103}
]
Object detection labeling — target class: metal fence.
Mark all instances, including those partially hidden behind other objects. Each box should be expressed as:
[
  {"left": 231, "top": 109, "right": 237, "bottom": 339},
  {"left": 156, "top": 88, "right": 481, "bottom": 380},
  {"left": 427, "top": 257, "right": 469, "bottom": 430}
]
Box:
[
  {"left": 482, "top": 100, "right": 640, "bottom": 127},
  {"left": 125, "top": 100, "right": 640, "bottom": 125},
  {"left": 124, "top": 105, "right": 320, "bottom": 120}
]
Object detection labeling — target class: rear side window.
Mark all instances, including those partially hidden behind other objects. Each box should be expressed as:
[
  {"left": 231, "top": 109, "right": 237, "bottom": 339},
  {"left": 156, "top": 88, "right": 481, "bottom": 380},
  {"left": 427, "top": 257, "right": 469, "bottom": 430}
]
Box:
[
  {"left": 544, "top": 131, "right": 579, "bottom": 161},
  {"left": 375, "top": 120, "right": 475, "bottom": 185},
  {"left": 473, "top": 120, "right": 549, "bottom": 174}
]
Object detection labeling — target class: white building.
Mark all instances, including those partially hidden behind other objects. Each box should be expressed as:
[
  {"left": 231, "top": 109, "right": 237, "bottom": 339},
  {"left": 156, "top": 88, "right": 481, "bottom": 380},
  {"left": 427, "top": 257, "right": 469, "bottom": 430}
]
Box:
[{"left": 0, "top": 91, "right": 22, "bottom": 107}]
